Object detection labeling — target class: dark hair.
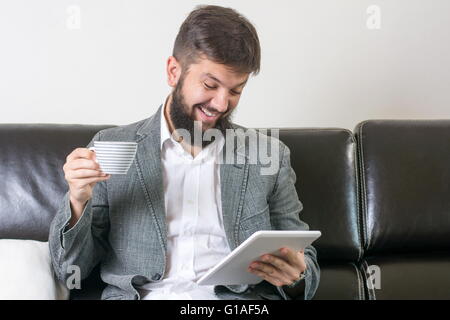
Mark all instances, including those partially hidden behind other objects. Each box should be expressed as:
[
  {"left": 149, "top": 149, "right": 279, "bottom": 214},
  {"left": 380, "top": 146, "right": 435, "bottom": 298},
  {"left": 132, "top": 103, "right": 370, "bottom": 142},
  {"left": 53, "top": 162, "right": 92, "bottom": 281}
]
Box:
[{"left": 173, "top": 5, "right": 261, "bottom": 75}]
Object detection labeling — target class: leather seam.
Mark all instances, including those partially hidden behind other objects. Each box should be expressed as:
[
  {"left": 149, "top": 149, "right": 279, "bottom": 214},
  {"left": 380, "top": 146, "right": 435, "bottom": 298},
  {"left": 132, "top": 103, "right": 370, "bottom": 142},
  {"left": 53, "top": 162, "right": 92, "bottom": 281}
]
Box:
[
  {"left": 352, "top": 262, "right": 363, "bottom": 300},
  {"left": 351, "top": 132, "right": 363, "bottom": 262},
  {"left": 358, "top": 121, "right": 370, "bottom": 251}
]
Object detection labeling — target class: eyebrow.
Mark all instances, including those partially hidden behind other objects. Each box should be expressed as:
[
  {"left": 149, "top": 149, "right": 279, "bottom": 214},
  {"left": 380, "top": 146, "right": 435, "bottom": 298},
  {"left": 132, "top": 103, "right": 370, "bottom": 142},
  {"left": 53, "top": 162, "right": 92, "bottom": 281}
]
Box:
[{"left": 204, "top": 73, "right": 248, "bottom": 90}]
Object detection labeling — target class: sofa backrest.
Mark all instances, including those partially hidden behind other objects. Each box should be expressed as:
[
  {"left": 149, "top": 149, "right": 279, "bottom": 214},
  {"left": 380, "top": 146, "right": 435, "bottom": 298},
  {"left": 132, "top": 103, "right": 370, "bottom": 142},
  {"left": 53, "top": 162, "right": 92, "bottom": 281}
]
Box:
[
  {"left": 0, "top": 124, "right": 114, "bottom": 241},
  {"left": 278, "top": 129, "right": 362, "bottom": 262},
  {"left": 0, "top": 124, "right": 362, "bottom": 265},
  {"left": 355, "top": 120, "right": 450, "bottom": 255}
]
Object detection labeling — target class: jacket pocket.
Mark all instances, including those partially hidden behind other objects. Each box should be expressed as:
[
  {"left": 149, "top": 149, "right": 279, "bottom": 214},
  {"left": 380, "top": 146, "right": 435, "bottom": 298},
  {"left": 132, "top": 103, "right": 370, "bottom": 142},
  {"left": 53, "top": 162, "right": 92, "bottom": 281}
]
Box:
[{"left": 239, "top": 203, "right": 271, "bottom": 233}]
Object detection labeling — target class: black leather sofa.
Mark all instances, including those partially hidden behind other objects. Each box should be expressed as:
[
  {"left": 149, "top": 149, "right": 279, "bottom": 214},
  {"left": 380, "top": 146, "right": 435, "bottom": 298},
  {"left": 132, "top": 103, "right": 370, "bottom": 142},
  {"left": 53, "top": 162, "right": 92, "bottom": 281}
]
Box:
[{"left": 1, "top": 120, "right": 449, "bottom": 300}]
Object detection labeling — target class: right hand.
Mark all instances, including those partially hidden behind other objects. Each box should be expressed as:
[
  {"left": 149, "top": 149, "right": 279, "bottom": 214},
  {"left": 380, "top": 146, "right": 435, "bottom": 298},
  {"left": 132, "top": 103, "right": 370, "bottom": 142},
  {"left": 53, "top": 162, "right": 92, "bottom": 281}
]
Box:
[{"left": 63, "top": 147, "right": 111, "bottom": 209}]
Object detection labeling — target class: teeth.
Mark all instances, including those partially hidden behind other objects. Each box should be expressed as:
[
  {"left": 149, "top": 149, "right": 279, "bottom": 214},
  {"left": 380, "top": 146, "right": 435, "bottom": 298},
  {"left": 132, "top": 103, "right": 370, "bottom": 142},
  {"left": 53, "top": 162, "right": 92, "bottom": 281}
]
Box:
[{"left": 201, "top": 107, "right": 215, "bottom": 117}]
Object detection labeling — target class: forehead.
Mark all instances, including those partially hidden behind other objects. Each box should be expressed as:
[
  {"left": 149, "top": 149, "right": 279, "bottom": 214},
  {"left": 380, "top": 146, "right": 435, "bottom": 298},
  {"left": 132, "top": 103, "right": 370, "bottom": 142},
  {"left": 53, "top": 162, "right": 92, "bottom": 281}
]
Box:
[{"left": 186, "top": 57, "right": 249, "bottom": 86}]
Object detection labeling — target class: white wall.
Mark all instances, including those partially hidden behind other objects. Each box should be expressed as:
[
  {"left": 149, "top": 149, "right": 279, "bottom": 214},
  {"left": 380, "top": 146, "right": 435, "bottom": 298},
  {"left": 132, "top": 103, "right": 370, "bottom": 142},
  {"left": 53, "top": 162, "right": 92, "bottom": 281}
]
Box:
[{"left": 1, "top": 0, "right": 449, "bottom": 130}]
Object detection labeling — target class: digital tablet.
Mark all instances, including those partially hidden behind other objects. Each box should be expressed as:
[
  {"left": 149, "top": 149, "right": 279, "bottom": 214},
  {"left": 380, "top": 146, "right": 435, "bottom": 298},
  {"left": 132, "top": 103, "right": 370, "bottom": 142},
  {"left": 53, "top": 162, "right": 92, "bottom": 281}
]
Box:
[{"left": 197, "top": 230, "right": 321, "bottom": 286}]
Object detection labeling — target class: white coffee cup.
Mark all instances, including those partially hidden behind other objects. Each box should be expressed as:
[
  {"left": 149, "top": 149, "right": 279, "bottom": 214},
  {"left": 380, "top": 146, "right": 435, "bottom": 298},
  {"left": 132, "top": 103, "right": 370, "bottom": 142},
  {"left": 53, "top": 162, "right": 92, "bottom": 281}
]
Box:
[{"left": 89, "top": 141, "right": 137, "bottom": 175}]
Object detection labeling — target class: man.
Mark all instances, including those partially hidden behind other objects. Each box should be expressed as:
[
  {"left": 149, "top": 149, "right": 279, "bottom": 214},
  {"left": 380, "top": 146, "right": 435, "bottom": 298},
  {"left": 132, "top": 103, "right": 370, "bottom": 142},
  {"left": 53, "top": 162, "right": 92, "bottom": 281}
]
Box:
[{"left": 49, "top": 5, "right": 320, "bottom": 300}]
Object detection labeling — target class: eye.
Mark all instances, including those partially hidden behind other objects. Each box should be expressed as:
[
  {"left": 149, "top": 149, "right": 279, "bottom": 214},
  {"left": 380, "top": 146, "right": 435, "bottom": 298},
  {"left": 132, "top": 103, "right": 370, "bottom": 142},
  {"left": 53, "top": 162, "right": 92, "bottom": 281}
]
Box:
[
  {"left": 204, "top": 83, "right": 217, "bottom": 90},
  {"left": 230, "top": 90, "right": 242, "bottom": 96}
]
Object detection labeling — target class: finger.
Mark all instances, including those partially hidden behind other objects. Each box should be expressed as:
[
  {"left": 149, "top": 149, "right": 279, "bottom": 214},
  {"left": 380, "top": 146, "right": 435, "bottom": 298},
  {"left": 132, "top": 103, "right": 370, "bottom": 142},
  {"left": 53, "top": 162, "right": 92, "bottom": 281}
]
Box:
[
  {"left": 260, "top": 254, "right": 300, "bottom": 282},
  {"left": 298, "top": 251, "right": 307, "bottom": 270},
  {"left": 66, "top": 169, "right": 107, "bottom": 180},
  {"left": 249, "top": 268, "right": 283, "bottom": 286},
  {"left": 280, "top": 247, "right": 302, "bottom": 269},
  {"left": 249, "top": 261, "right": 292, "bottom": 284},
  {"left": 295, "top": 250, "right": 307, "bottom": 272},
  {"left": 65, "top": 158, "right": 101, "bottom": 171},
  {"left": 249, "top": 261, "right": 277, "bottom": 276},
  {"left": 66, "top": 148, "right": 96, "bottom": 162},
  {"left": 71, "top": 175, "right": 111, "bottom": 187},
  {"left": 248, "top": 266, "right": 288, "bottom": 287}
]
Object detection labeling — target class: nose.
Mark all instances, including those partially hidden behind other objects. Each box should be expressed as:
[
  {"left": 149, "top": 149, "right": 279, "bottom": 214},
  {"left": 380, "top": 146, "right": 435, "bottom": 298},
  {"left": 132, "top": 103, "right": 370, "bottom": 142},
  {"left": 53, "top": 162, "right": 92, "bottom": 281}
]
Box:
[{"left": 210, "top": 92, "right": 229, "bottom": 114}]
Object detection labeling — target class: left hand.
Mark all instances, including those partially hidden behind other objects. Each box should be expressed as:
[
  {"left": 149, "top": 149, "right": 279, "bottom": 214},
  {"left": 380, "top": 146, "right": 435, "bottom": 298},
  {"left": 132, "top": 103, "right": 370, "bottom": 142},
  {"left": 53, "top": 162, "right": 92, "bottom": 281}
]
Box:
[{"left": 247, "top": 247, "right": 307, "bottom": 287}]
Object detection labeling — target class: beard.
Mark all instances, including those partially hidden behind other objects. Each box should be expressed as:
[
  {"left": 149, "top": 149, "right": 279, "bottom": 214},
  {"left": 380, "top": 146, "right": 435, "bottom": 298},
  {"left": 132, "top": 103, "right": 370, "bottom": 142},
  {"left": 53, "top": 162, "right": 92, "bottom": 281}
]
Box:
[{"left": 169, "top": 76, "right": 234, "bottom": 148}]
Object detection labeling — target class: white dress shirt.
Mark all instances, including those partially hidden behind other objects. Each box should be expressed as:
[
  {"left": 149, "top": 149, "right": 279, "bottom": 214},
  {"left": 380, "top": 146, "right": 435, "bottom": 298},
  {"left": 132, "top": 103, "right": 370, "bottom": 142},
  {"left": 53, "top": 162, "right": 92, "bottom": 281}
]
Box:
[{"left": 139, "top": 104, "right": 231, "bottom": 300}]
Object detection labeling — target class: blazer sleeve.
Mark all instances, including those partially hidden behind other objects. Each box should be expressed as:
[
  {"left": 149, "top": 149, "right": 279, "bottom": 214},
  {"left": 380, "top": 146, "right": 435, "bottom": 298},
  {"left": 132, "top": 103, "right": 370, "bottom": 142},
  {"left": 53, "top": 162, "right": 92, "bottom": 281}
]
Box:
[
  {"left": 268, "top": 141, "right": 321, "bottom": 300},
  {"left": 48, "top": 131, "right": 110, "bottom": 284}
]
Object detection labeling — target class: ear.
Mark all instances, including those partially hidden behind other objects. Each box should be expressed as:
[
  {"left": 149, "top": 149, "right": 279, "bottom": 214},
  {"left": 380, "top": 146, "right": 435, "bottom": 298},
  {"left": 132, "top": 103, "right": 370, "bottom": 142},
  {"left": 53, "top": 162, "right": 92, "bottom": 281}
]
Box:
[{"left": 166, "top": 56, "right": 181, "bottom": 88}]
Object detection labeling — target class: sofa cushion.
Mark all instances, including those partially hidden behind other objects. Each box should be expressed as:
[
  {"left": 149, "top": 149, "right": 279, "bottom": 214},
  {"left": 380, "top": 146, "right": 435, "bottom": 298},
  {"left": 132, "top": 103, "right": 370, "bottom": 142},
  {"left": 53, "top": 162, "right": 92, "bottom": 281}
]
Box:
[
  {"left": 355, "top": 120, "right": 450, "bottom": 254},
  {"left": 361, "top": 252, "right": 450, "bottom": 299},
  {"left": 0, "top": 239, "right": 69, "bottom": 299},
  {"left": 312, "top": 262, "right": 365, "bottom": 300}
]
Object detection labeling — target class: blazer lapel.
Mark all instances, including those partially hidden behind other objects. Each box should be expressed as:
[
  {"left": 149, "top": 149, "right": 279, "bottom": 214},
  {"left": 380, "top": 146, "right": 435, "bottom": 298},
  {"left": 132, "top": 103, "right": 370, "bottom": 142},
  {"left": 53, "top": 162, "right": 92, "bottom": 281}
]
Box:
[
  {"left": 220, "top": 127, "right": 249, "bottom": 250},
  {"left": 135, "top": 105, "right": 167, "bottom": 250}
]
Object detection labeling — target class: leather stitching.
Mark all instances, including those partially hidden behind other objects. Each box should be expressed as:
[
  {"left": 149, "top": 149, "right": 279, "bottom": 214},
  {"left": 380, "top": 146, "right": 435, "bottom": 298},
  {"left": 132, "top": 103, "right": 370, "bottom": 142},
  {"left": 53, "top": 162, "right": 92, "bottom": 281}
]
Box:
[
  {"left": 358, "top": 121, "right": 370, "bottom": 251},
  {"left": 350, "top": 132, "right": 363, "bottom": 262}
]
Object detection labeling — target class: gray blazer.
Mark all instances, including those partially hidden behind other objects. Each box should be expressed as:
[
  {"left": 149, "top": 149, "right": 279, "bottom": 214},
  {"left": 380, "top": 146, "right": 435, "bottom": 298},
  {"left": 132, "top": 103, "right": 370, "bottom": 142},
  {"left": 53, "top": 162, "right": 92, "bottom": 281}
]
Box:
[{"left": 49, "top": 106, "right": 320, "bottom": 300}]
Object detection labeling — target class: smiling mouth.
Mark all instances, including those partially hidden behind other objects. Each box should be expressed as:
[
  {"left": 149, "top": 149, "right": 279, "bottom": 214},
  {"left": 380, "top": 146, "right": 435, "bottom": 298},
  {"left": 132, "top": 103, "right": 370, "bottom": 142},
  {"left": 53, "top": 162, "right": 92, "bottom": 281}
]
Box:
[{"left": 197, "top": 105, "right": 222, "bottom": 121}]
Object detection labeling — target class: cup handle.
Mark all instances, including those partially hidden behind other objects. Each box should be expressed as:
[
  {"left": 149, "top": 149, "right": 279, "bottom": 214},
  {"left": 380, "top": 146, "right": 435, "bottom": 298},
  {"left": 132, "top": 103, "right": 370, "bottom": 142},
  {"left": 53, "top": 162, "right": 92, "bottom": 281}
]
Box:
[{"left": 88, "top": 147, "right": 99, "bottom": 164}]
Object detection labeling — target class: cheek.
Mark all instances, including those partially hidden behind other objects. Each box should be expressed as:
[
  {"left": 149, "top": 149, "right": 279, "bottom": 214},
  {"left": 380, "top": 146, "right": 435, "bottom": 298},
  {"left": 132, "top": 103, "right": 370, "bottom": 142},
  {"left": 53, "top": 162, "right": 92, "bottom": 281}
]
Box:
[{"left": 182, "top": 84, "right": 211, "bottom": 106}]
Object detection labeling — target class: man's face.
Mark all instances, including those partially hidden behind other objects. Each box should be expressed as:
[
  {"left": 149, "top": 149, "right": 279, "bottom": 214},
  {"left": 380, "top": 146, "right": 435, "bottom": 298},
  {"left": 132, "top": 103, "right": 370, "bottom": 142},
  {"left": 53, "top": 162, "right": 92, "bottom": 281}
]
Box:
[{"left": 169, "top": 57, "right": 249, "bottom": 144}]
